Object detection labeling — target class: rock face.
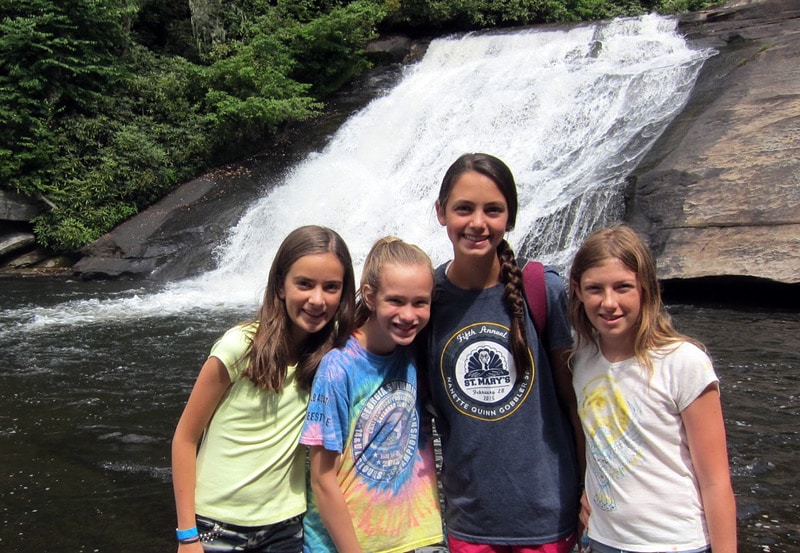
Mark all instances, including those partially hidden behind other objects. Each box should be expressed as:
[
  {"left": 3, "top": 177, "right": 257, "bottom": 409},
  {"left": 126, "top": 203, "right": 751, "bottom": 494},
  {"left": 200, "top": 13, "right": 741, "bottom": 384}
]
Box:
[
  {"left": 0, "top": 191, "right": 52, "bottom": 272},
  {"left": 0, "top": 190, "right": 39, "bottom": 221},
  {"left": 627, "top": 0, "right": 800, "bottom": 285},
  {"left": 71, "top": 158, "right": 295, "bottom": 280}
]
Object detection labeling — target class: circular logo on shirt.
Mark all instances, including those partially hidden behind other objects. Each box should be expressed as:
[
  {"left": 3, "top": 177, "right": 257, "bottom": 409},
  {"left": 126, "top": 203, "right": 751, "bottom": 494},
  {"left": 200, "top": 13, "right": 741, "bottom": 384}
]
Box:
[
  {"left": 439, "top": 322, "right": 533, "bottom": 420},
  {"left": 352, "top": 380, "right": 418, "bottom": 484}
]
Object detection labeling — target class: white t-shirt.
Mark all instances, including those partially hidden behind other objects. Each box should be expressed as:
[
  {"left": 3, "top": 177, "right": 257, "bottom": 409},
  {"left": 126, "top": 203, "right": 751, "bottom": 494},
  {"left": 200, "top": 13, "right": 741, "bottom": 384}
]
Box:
[{"left": 571, "top": 340, "right": 718, "bottom": 552}]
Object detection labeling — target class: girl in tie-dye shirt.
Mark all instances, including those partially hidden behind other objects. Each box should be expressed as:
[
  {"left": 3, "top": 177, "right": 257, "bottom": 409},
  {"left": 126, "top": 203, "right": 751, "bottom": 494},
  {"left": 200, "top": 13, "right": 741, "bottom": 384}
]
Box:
[{"left": 300, "top": 237, "right": 443, "bottom": 553}]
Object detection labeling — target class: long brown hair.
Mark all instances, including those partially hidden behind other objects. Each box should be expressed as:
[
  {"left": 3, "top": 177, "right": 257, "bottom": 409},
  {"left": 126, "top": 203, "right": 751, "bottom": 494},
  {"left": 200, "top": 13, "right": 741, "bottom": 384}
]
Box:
[
  {"left": 437, "top": 153, "right": 532, "bottom": 373},
  {"left": 245, "top": 225, "right": 356, "bottom": 391},
  {"left": 568, "top": 224, "right": 701, "bottom": 372}
]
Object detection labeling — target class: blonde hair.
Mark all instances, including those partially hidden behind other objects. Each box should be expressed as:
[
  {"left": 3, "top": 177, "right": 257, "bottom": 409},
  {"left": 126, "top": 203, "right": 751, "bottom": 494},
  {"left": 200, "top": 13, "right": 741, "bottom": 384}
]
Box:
[
  {"left": 355, "top": 236, "right": 434, "bottom": 327},
  {"left": 246, "top": 225, "right": 356, "bottom": 392},
  {"left": 568, "top": 224, "right": 702, "bottom": 372}
]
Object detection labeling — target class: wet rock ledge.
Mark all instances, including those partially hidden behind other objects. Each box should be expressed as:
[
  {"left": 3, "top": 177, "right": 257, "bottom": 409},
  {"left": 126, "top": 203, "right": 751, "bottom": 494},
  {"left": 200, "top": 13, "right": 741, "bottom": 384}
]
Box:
[{"left": 0, "top": 191, "right": 73, "bottom": 274}]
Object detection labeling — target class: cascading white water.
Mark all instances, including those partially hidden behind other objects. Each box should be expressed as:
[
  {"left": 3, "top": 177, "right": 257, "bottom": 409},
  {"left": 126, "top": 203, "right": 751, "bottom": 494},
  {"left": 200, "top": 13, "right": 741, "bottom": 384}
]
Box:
[
  {"left": 5, "top": 14, "right": 714, "bottom": 329},
  {"left": 200, "top": 14, "right": 714, "bottom": 295}
]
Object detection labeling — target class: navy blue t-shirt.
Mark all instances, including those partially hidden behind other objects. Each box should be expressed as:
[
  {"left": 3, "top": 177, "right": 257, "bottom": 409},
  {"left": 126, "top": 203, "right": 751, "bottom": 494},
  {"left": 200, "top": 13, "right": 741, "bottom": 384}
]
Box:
[{"left": 426, "top": 263, "right": 580, "bottom": 545}]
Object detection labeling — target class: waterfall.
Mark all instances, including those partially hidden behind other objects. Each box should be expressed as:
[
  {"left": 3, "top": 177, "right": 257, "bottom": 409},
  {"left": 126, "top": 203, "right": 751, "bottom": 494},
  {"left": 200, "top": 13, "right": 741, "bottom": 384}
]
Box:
[
  {"left": 3, "top": 14, "right": 714, "bottom": 328},
  {"left": 203, "top": 14, "right": 712, "bottom": 293}
]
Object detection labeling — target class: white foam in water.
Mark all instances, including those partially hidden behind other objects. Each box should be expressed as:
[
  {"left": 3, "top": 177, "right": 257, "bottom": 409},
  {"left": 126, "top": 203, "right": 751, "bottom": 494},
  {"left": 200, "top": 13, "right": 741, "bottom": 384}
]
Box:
[{"left": 7, "top": 15, "right": 714, "bottom": 330}]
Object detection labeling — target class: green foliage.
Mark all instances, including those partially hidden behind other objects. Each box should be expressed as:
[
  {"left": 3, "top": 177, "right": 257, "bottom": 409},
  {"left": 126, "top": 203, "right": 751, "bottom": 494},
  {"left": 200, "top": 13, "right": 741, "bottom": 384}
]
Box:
[
  {"left": 197, "top": 20, "right": 320, "bottom": 155},
  {"left": 29, "top": 111, "right": 197, "bottom": 251},
  {"left": 392, "top": 0, "right": 561, "bottom": 30},
  {"left": 390, "top": 0, "right": 716, "bottom": 31},
  {"left": 559, "top": 0, "right": 646, "bottom": 21},
  {"left": 0, "top": 0, "right": 133, "bottom": 115},
  {"left": 287, "top": 0, "right": 388, "bottom": 95},
  {"left": 0, "top": 0, "right": 133, "bottom": 205},
  {"left": 651, "top": 0, "right": 724, "bottom": 14}
]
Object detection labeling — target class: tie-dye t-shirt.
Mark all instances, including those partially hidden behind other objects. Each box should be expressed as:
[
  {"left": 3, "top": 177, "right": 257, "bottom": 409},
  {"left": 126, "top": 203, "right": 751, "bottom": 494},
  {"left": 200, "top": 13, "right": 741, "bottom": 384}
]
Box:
[
  {"left": 571, "top": 340, "right": 718, "bottom": 551},
  {"left": 299, "top": 335, "right": 443, "bottom": 553}
]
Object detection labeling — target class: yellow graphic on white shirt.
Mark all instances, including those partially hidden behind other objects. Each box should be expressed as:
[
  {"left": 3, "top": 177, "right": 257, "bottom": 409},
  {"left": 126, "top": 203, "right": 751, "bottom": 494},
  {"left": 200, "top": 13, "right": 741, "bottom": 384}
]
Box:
[{"left": 579, "top": 374, "right": 643, "bottom": 512}]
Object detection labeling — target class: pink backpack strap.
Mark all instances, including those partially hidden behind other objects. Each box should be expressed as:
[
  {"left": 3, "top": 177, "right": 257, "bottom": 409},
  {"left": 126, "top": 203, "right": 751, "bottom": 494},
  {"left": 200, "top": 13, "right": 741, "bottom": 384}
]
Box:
[{"left": 521, "top": 260, "right": 547, "bottom": 340}]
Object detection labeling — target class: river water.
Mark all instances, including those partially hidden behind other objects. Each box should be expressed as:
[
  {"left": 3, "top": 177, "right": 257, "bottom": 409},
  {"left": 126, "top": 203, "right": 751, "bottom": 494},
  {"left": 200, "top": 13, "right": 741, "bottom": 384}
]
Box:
[{"left": 0, "top": 278, "right": 797, "bottom": 552}]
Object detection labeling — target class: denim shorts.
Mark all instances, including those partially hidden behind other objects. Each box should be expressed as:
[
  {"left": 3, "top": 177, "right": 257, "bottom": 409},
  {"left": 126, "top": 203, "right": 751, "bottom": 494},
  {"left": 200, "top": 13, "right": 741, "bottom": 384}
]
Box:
[
  {"left": 196, "top": 514, "right": 303, "bottom": 553},
  {"left": 587, "top": 538, "right": 711, "bottom": 553}
]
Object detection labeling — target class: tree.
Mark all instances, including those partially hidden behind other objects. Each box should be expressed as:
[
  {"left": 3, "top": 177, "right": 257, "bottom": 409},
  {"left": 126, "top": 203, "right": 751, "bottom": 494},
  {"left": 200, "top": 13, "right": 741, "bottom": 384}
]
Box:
[
  {"left": 188, "top": 0, "right": 226, "bottom": 54},
  {"left": 0, "top": 0, "right": 133, "bottom": 196}
]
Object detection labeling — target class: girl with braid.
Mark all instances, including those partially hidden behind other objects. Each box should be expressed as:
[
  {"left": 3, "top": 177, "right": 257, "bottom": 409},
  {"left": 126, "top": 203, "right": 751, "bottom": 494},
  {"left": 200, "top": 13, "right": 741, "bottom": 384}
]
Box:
[{"left": 426, "top": 153, "right": 582, "bottom": 553}]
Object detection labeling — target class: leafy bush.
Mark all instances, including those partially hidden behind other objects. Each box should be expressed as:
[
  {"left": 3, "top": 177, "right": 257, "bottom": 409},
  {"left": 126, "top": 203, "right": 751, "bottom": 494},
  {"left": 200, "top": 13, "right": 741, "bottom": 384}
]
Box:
[
  {"left": 287, "top": 0, "right": 388, "bottom": 95},
  {"left": 0, "top": 0, "right": 132, "bottom": 200}
]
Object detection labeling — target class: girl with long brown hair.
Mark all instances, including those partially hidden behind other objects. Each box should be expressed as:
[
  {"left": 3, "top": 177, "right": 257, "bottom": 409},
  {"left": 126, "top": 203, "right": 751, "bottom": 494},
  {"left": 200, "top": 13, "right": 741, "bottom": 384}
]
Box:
[
  {"left": 171, "top": 225, "right": 356, "bottom": 553},
  {"left": 427, "top": 153, "right": 582, "bottom": 553}
]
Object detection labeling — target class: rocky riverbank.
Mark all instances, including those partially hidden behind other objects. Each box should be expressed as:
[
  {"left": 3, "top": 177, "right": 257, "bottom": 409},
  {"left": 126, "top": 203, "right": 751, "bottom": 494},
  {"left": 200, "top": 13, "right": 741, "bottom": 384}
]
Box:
[{"left": 1, "top": 0, "right": 797, "bottom": 300}]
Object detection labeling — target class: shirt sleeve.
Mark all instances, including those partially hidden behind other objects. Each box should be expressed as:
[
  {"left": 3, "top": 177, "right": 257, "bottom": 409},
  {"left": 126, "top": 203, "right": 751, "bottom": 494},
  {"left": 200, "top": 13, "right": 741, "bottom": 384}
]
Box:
[
  {"left": 208, "top": 324, "right": 254, "bottom": 381},
  {"left": 300, "top": 351, "right": 351, "bottom": 453},
  {"left": 668, "top": 342, "right": 719, "bottom": 412}
]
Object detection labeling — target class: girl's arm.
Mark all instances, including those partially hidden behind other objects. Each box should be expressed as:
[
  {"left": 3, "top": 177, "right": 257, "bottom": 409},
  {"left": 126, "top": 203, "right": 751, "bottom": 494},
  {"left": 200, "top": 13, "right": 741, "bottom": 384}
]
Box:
[
  {"left": 551, "top": 346, "right": 587, "bottom": 540},
  {"left": 308, "top": 445, "right": 363, "bottom": 553},
  {"left": 171, "top": 356, "right": 232, "bottom": 552},
  {"left": 682, "top": 385, "right": 737, "bottom": 553},
  {"left": 551, "top": 347, "right": 586, "bottom": 477}
]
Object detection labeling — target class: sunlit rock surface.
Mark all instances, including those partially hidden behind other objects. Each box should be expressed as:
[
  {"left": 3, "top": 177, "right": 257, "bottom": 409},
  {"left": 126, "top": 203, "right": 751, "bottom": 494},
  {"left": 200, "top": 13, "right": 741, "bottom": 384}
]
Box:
[{"left": 627, "top": 0, "right": 800, "bottom": 284}]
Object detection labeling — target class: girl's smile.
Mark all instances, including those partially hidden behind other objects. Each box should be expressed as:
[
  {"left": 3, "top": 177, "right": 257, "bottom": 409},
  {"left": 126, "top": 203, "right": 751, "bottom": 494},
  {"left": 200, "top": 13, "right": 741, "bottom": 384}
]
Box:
[
  {"left": 574, "top": 257, "right": 642, "bottom": 361},
  {"left": 436, "top": 170, "right": 509, "bottom": 261},
  {"left": 280, "top": 252, "right": 345, "bottom": 347}
]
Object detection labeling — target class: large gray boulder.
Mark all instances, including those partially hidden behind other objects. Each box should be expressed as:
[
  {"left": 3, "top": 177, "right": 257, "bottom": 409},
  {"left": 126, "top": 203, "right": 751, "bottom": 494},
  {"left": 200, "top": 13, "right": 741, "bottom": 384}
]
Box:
[
  {"left": 0, "top": 190, "right": 39, "bottom": 221},
  {"left": 627, "top": 0, "right": 800, "bottom": 285},
  {"left": 71, "top": 161, "right": 274, "bottom": 280}
]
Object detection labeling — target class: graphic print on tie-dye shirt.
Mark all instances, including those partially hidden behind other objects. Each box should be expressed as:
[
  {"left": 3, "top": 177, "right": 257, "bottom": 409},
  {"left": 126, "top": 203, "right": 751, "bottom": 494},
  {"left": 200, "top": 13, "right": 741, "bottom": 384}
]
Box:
[
  {"left": 300, "top": 336, "right": 442, "bottom": 553},
  {"left": 579, "top": 374, "right": 643, "bottom": 512},
  {"left": 353, "top": 379, "right": 419, "bottom": 484}
]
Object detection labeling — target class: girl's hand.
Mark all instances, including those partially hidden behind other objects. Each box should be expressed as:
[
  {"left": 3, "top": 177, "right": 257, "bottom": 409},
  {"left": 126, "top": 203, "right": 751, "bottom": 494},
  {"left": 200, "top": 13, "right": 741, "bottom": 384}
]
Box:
[{"left": 579, "top": 489, "right": 591, "bottom": 529}]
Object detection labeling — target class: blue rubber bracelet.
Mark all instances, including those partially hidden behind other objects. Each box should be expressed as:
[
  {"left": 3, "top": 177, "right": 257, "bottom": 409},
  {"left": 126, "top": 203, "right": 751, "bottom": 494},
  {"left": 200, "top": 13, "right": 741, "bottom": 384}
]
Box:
[{"left": 176, "top": 526, "right": 199, "bottom": 540}]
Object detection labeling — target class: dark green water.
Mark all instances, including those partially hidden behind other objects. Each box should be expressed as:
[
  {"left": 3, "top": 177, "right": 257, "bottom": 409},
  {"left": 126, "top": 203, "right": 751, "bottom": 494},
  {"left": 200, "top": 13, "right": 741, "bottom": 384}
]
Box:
[{"left": 0, "top": 279, "right": 797, "bottom": 552}]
